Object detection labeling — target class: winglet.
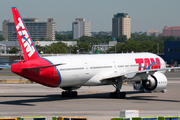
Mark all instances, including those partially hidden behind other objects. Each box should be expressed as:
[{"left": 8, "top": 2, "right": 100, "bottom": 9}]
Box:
[{"left": 11, "top": 7, "right": 40, "bottom": 61}]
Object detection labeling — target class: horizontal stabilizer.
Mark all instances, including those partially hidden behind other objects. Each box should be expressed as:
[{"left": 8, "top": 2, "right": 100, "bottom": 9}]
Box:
[{"left": 23, "top": 63, "right": 65, "bottom": 70}]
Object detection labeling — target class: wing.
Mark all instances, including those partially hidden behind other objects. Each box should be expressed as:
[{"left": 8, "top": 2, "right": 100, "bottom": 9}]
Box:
[{"left": 101, "top": 67, "right": 180, "bottom": 81}]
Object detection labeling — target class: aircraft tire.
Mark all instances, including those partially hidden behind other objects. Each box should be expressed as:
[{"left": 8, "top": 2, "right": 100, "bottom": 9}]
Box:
[
  {"left": 110, "top": 92, "right": 126, "bottom": 98},
  {"left": 61, "top": 91, "right": 77, "bottom": 97},
  {"left": 74, "top": 91, "right": 78, "bottom": 97},
  {"left": 61, "top": 91, "right": 66, "bottom": 97},
  {"left": 140, "top": 88, "right": 144, "bottom": 92},
  {"left": 120, "top": 92, "right": 126, "bottom": 98}
]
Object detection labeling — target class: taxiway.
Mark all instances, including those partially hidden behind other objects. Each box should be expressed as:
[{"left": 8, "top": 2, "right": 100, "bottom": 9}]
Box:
[{"left": 0, "top": 70, "right": 180, "bottom": 120}]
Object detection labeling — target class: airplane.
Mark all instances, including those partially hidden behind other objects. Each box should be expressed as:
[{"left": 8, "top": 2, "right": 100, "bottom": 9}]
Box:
[
  {"left": 0, "top": 64, "right": 11, "bottom": 69},
  {"left": 10, "top": 7, "right": 180, "bottom": 98},
  {"left": 0, "top": 60, "right": 21, "bottom": 70}
]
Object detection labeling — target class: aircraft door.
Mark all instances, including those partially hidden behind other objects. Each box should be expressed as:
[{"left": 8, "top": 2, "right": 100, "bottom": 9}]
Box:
[
  {"left": 83, "top": 62, "right": 91, "bottom": 83},
  {"left": 113, "top": 61, "right": 117, "bottom": 72}
]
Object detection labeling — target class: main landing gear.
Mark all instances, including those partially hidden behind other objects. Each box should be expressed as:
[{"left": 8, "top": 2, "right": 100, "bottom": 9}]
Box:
[
  {"left": 61, "top": 90, "right": 77, "bottom": 97},
  {"left": 110, "top": 89, "right": 126, "bottom": 98},
  {"left": 61, "top": 86, "right": 80, "bottom": 97},
  {"left": 109, "top": 77, "right": 126, "bottom": 98}
]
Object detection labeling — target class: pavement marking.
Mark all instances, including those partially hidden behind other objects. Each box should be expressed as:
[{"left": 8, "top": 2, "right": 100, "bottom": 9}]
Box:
[{"left": 84, "top": 91, "right": 102, "bottom": 93}]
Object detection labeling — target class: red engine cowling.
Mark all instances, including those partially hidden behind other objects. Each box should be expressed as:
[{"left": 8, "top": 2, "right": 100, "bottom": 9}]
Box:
[{"left": 142, "top": 72, "right": 167, "bottom": 92}]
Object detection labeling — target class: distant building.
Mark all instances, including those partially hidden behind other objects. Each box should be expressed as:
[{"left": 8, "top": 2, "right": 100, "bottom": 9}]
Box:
[
  {"left": 163, "top": 26, "right": 180, "bottom": 36},
  {"left": 112, "top": 13, "right": 131, "bottom": 40},
  {"left": 0, "top": 40, "right": 77, "bottom": 55},
  {"left": 146, "top": 30, "right": 162, "bottom": 36},
  {"left": 3, "top": 18, "right": 55, "bottom": 41},
  {"left": 164, "top": 41, "right": 180, "bottom": 65},
  {"left": 91, "top": 41, "right": 117, "bottom": 53},
  {"left": 72, "top": 18, "right": 91, "bottom": 39},
  {"left": 91, "top": 31, "right": 112, "bottom": 36},
  {"left": 0, "top": 41, "right": 77, "bottom": 50},
  {"left": 35, "top": 41, "right": 77, "bottom": 47},
  {"left": 0, "top": 41, "right": 20, "bottom": 48}
]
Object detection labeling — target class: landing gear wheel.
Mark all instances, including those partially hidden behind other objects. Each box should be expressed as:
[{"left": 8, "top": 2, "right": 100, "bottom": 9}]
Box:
[
  {"left": 162, "top": 89, "right": 166, "bottom": 93},
  {"left": 110, "top": 91, "right": 126, "bottom": 98},
  {"left": 120, "top": 92, "right": 126, "bottom": 98},
  {"left": 108, "top": 77, "right": 125, "bottom": 98},
  {"left": 61, "top": 91, "right": 78, "bottom": 97},
  {"left": 140, "top": 87, "right": 144, "bottom": 92}
]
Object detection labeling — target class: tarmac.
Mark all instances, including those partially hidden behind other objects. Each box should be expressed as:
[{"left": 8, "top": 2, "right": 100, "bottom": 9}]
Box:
[{"left": 0, "top": 70, "right": 180, "bottom": 120}]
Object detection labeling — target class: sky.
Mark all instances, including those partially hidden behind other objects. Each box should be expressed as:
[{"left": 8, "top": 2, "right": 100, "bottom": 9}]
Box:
[{"left": 0, "top": 0, "right": 180, "bottom": 33}]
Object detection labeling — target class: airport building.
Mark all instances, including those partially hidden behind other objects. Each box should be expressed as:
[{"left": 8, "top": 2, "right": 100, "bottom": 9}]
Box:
[
  {"left": 34, "top": 41, "right": 77, "bottom": 47},
  {"left": 163, "top": 26, "right": 180, "bottom": 36},
  {"left": 0, "top": 41, "right": 77, "bottom": 52},
  {"left": 164, "top": 41, "right": 180, "bottom": 65},
  {"left": 3, "top": 18, "right": 55, "bottom": 41},
  {"left": 112, "top": 13, "right": 131, "bottom": 40},
  {"left": 72, "top": 18, "right": 91, "bottom": 39}
]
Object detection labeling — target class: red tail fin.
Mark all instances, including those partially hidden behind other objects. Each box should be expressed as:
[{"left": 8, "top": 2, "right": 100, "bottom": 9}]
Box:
[{"left": 11, "top": 7, "right": 39, "bottom": 61}]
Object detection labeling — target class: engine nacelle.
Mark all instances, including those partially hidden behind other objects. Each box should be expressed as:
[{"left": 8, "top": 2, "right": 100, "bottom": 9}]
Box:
[{"left": 142, "top": 72, "right": 167, "bottom": 92}]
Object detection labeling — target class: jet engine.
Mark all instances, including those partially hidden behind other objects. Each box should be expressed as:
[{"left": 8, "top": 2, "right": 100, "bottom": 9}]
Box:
[{"left": 142, "top": 72, "right": 167, "bottom": 92}]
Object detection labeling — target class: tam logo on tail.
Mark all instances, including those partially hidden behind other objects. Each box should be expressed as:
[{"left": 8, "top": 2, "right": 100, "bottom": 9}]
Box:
[
  {"left": 16, "top": 17, "right": 35, "bottom": 58},
  {"left": 12, "top": 7, "right": 39, "bottom": 61}
]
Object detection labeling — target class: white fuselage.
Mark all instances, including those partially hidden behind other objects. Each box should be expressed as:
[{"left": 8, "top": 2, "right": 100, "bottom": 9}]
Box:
[{"left": 44, "top": 53, "right": 166, "bottom": 87}]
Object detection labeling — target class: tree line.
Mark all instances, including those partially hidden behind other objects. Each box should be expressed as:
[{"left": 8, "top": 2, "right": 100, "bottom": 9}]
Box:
[
  {"left": 36, "top": 33, "right": 177, "bottom": 54},
  {"left": 1, "top": 33, "right": 178, "bottom": 54}
]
